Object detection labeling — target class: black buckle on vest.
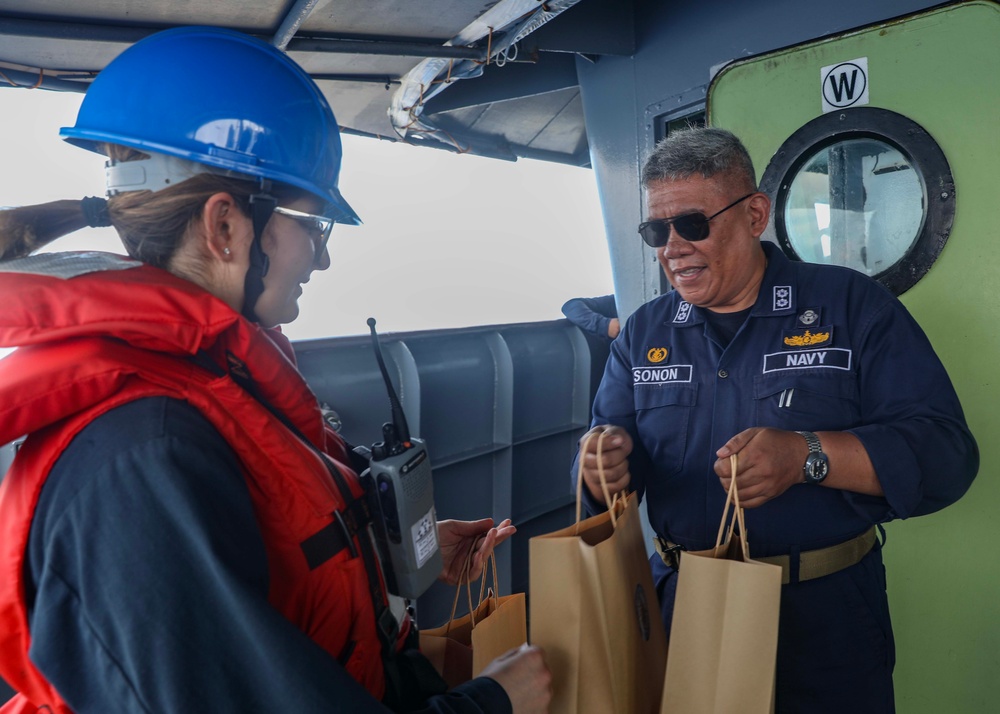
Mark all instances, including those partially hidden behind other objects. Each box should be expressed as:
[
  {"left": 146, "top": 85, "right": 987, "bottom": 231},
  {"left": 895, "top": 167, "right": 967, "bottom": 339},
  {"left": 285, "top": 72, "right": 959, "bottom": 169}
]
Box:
[
  {"left": 300, "top": 496, "right": 377, "bottom": 570},
  {"left": 301, "top": 510, "right": 358, "bottom": 570},
  {"left": 378, "top": 604, "right": 400, "bottom": 646},
  {"left": 344, "top": 495, "right": 372, "bottom": 532},
  {"left": 334, "top": 510, "right": 359, "bottom": 559}
]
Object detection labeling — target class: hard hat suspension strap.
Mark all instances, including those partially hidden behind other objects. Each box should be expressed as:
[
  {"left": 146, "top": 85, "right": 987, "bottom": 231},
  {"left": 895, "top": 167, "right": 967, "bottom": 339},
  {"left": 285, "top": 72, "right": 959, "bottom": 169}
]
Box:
[{"left": 242, "top": 192, "right": 277, "bottom": 322}]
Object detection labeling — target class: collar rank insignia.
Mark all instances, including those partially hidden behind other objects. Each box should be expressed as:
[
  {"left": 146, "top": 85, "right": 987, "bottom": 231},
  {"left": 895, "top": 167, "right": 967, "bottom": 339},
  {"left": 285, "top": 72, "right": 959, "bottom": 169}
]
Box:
[
  {"left": 797, "top": 308, "right": 821, "bottom": 327},
  {"left": 673, "top": 301, "right": 692, "bottom": 323},
  {"left": 773, "top": 285, "right": 792, "bottom": 311},
  {"left": 647, "top": 347, "right": 669, "bottom": 363},
  {"left": 782, "top": 326, "right": 833, "bottom": 349}
]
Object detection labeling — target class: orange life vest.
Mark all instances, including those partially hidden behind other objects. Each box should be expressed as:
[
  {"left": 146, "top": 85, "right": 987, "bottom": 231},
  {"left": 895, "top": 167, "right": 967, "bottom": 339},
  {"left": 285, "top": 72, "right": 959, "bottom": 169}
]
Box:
[{"left": 0, "top": 254, "right": 398, "bottom": 712}]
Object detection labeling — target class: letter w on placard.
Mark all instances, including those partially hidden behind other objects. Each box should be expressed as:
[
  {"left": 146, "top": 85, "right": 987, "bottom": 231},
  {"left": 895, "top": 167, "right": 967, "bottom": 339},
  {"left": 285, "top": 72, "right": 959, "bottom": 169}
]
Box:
[{"left": 828, "top": 69, "right": 859, "bottom": 103}]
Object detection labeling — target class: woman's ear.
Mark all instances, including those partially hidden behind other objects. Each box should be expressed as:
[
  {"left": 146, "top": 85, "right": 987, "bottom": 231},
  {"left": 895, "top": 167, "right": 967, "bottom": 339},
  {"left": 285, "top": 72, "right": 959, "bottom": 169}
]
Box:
[
  {"left": 168, "top": 191, "right": 251, "bottom": 314},
  {"left": 200, "top": 192, "right": 246, "bottom": 262}
]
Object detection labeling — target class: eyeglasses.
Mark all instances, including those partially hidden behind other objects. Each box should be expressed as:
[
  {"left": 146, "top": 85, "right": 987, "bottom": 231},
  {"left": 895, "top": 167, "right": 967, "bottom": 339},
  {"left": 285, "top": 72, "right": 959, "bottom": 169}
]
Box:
[
  {"left": 637, "top": 193, "right": 754, "bottom": 247},
  {"left": 272, "top": 205, "right": 335, "bottom": 259}
]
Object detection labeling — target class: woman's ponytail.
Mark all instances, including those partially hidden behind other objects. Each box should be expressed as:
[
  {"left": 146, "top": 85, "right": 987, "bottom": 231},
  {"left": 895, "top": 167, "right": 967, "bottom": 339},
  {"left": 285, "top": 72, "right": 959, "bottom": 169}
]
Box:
[{"left": 0, "top": 197, "right": 111, "bottom": 260}]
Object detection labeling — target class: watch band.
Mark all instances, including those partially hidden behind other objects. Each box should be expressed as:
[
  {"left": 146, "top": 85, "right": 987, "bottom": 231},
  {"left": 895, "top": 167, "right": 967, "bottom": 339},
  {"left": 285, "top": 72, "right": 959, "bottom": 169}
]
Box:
[
  {"left": 795, "top": 430, "right": 829, "bottom": 484},
  {"left": 796, "top": 430, "right": 822, "bottom": 453}
]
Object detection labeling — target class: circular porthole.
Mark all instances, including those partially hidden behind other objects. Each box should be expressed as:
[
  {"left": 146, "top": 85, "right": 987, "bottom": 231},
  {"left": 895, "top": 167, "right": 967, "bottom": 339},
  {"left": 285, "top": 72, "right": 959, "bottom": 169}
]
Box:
[{"left": 759, "top": 107, "right": 955, "bottom": 295}]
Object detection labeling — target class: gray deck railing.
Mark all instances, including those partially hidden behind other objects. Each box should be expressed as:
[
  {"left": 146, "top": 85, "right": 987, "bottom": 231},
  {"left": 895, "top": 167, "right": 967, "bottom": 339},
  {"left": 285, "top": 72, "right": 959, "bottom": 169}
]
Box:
[{"left": 295, "top": 319, "right": 599, "bottom": 627}]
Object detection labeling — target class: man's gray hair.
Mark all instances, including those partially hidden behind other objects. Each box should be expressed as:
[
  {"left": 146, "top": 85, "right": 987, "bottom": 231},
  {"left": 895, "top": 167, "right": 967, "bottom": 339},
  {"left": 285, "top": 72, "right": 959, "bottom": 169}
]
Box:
[{"left": 641, "top": 127, "right": 757, "bottom": 191}]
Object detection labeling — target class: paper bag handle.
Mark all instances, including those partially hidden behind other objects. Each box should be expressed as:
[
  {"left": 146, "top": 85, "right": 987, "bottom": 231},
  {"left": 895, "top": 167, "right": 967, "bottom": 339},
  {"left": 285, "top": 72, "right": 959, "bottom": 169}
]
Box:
[
  {"left": 713, "top": 454, "right": 737, "bottom": 548},
  {"left": 575, "top": 430, "right": 625, "bottom": 532},
  {"left": 476, "top": 551, "right": 501, "bottom": 610},
  {"left": 444, "top": 537, "right": 480, "bottom": 634},
  {"left": 443, "top": 536, "right": 506, "bottom": 633},
  {"left": 714, "top": 453, "right": 750, "bottom": 560}
]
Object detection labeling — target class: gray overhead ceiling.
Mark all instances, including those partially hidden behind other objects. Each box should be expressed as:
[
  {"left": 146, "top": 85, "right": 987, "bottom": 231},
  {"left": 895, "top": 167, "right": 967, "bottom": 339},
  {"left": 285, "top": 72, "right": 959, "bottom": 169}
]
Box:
[{"left": 0, "top": 0, "right": 636, "bottom": 167}]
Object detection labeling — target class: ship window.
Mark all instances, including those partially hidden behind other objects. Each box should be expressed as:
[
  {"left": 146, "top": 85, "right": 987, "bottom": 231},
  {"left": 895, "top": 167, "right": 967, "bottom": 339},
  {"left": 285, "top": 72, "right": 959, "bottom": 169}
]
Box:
[
  {"left": 760, "top": 108, "right": 954, "bottom": 296},
  {"left": 783, "top": 138, "right": 923, "bottom": 275}
]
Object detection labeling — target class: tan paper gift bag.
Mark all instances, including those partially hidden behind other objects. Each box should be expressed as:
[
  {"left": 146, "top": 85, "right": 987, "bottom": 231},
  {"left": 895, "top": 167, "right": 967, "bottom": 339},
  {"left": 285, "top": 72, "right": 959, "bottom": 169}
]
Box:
[
  {"left": 530, "top": 431, "right": 667, "bottom": 714},
  {"left": 661, "top": 455, "right": 782, "bottom": 714},
  {"left": 471, "top": 553, "right": 528, "bottom": 677},
  {"left": 418, "top": 550, "right": 478, "bottom": 689},
  {"left": 420, "top": 546, "right": 527, "bottom": 688}
]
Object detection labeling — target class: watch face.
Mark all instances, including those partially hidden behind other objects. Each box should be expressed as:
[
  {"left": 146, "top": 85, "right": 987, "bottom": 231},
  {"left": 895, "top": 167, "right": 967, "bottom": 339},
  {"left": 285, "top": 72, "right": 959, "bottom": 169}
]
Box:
[{"left": 806, "top": 453, "right": 829, "bottom": 483}]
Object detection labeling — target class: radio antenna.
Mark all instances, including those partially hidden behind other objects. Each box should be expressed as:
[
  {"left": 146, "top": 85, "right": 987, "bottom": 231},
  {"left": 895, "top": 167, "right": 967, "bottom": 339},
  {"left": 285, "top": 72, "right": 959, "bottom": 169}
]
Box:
[{"left": 367, "top": 317, "right": 411, "bottom": 444}]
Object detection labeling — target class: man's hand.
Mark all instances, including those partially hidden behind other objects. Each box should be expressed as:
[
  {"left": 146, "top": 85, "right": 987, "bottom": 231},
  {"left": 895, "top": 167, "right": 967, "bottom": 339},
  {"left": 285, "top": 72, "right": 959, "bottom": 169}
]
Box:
[
  {"left": 607, "top": 318, "right": 621, "bottom": 339},
  {"left": 437, "top": 518, "right": 516, "bottom": 585},
  {"left": 578, "top": 425, "right": 633, "bottom": 505},
  {"left": 478, "top": 644, "right": 552, "bottom": 714},
  {"left": 717, "top": 428, "right": 882, "bottom": 504},
  {"left": 715, "top": 427, "right": 807, "bottom": 508}
]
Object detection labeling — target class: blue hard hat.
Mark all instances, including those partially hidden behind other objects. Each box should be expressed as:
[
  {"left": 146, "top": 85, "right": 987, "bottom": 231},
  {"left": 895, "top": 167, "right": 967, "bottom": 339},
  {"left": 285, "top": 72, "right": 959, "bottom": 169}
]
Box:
[{"left": 61, "top": 26, "right": 361, "bottom": 225}]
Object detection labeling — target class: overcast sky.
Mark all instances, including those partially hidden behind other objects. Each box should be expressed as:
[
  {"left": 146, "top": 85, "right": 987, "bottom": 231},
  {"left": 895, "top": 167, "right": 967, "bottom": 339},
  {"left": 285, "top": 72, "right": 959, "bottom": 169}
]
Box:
[{"left": 0, "top": 87, "right": 614, "bottom": 341}]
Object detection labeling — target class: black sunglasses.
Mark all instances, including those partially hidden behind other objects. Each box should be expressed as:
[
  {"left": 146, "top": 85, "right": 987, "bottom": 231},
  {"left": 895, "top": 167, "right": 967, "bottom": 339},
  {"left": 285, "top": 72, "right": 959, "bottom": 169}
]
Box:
[{"left": 637, "top": 193, "right": 754, "bottom": 247}]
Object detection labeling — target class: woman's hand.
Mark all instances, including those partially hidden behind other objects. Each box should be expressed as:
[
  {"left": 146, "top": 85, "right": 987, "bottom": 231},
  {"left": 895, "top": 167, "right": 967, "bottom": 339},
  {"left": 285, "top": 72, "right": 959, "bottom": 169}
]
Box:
[
  {"left": 437, "top": 517, "right": 516, "bottom": 585},
  {"left": 479, "top": 644, "right": 552, "bottom": 714}
]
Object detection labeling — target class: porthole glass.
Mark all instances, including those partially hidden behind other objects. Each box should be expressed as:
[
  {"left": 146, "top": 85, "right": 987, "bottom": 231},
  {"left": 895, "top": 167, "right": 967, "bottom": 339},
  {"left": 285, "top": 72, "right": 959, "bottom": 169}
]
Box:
[
  {"left": 783, "top": 138, "right": 923, "bottom": 277},
  {"left": 759, "top": 107, "right": 955, "bottom": 296}
]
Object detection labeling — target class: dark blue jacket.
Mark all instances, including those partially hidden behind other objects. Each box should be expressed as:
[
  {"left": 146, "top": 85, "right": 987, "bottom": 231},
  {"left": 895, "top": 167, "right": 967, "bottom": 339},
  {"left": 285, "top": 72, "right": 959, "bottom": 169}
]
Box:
[{"left": 586, "top": 242, "right": 977, "bottom": 555}]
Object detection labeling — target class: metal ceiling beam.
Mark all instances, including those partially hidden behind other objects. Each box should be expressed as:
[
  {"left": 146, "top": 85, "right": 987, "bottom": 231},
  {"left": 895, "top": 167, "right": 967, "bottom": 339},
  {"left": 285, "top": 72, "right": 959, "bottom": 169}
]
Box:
[
  {"left": 311, "top": 74, "right": 400, "bottom": 86},
  {"left": 0, "top": 16, "right": 151, "bottom": 44},
  {"left": 272, "top": 0, "right": 321, "bottom": 50},
  {"left": 285, "top": 38, "right": 484, "bottom": 60},
  {"left": 271, "top": 0, "right": 485, "bottom": 60},
  {"left": 0, "top": 66, "right": 91, "bottom": 93},
  {"left": 425, "top": 53, "right": 578, "bottom": 113},
  {"left": 0, "top": 16, "right": 485, "bottom": 64},
  {"left": 389, "top": 0, "right": 585, "bottom": 142}
]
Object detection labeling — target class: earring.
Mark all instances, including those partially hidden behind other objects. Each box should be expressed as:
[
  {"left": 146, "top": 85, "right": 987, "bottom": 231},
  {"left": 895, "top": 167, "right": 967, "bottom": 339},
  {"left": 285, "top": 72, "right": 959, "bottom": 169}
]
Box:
[{"left": 223, "top": 247, "right": 231, "bottom": 256}]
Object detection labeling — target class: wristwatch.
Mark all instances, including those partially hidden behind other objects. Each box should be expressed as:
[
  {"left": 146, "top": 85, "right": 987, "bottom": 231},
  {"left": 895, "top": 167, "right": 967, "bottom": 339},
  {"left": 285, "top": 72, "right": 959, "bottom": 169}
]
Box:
[{"left": 795, "top": 430, "right": 829, "bottom": 485}]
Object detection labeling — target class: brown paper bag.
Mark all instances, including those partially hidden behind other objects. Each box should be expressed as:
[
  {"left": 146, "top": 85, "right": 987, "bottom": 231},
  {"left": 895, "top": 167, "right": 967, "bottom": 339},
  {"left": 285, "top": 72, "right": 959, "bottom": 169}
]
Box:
[
  {"left": 419, "top": 548, "right": 527, "bottom": 688},
  {"left": 660, "top": 454, "right": 782, "bottom": 714},
  {"left": 530, "top": 431, "right": 667, "bottom": 714},
  {"left": 471, "top": 553, "right": 527, "bottom": 676},
  {"left": 418, "top": 615, "right": 476, "bottom": 689}
]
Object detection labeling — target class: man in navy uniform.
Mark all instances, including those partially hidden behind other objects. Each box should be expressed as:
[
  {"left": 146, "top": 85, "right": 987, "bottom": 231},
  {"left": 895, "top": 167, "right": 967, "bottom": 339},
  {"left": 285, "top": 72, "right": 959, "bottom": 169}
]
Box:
[{"left": 574, "top": 127, "right": 978, "bottom": 713}]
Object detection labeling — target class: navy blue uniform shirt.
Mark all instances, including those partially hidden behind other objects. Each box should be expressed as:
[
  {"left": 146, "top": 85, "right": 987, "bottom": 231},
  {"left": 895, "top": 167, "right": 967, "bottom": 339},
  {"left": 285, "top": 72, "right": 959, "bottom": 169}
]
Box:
[
  {"left": 586, "top": 242, "right": 977, "bottom": 554},
  {"left": 561, "top": 295, "right": 618, "bottom": 342}
]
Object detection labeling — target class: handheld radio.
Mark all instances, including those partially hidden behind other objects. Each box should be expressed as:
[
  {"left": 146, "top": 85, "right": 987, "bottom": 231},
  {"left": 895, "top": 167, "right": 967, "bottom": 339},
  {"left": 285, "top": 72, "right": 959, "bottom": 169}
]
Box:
[{"left": 363, "top": 318, "right": 442, "bottom": 599}]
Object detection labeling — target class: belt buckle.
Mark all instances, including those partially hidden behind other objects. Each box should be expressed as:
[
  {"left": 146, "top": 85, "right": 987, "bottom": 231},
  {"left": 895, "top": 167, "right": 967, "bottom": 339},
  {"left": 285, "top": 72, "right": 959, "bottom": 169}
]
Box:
[
  {"left": 664, "top": 544, "right": 682, "bottom": 570},
  {"left": 656, "top": 535, "right": 683, "bottom": 570}
]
